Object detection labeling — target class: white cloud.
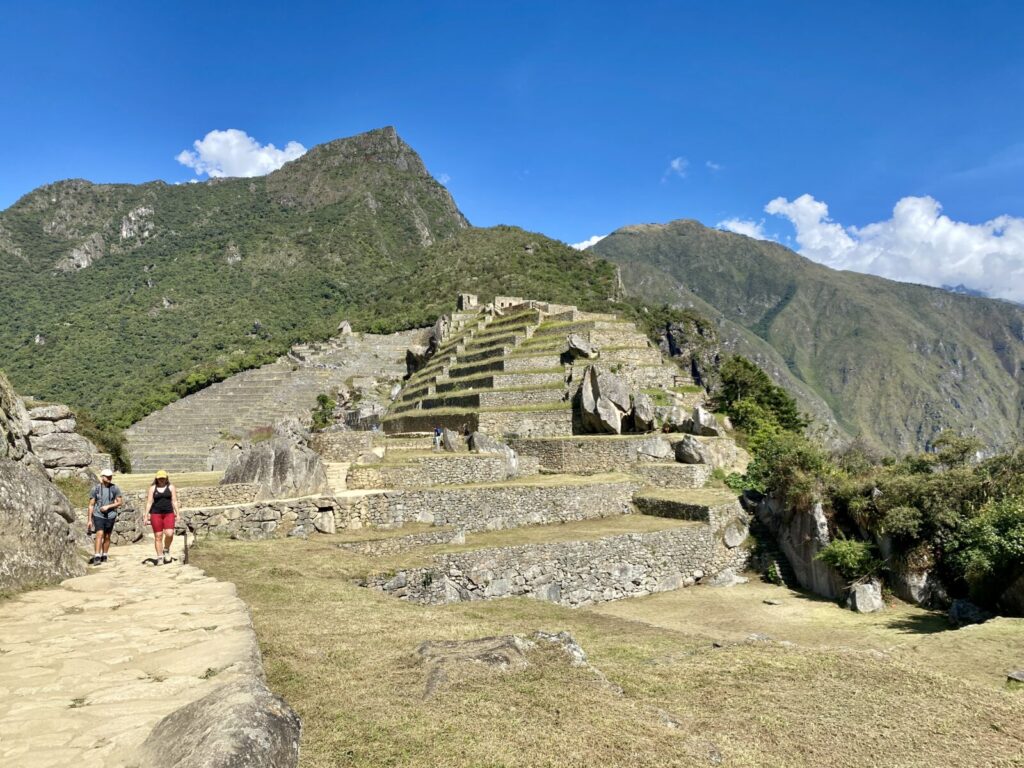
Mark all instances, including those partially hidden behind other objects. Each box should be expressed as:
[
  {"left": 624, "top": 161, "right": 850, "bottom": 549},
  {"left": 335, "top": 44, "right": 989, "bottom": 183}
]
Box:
[
  {"left": 437, "top": 173, "right": 451, "bottom": 185},
  {"left": 176, "top": 129, "right": 306, "bottom": 178},
  {"left": 664, "top": 156, "right": 689, "bottom": 180},
  {"left": 765, "top": 193, "right": 1024, "bottom": 303},
  {"left": 706, "top": 160, "right": 722, "bottom": 172},
  {"left": 717, "top": 218, "right": 769, "bottom": 240},
  {"left": 570, "top": 234, "right": 607, "bottom": 250}
]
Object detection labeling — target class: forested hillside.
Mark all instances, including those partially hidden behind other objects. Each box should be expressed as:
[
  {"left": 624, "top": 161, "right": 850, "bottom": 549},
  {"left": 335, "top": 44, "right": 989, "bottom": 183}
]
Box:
[
  {"left": 592, "top": 220, "right": 1024, "bottom": 453},
  {"left": 0, "top": 127, "right": 617, "bottom": 427}
]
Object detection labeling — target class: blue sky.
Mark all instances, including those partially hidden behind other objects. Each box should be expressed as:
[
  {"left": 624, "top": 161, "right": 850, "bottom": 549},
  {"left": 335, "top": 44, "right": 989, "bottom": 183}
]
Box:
[{"left": 2, "top": 1, "right": 1023, "bottom": 299}]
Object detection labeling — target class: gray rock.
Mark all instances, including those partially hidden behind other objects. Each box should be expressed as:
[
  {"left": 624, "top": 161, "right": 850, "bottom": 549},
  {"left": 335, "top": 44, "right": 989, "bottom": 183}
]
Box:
[
  {"left": 631, "top": 393, "right": 656, "bottom": 432},
  {"left": 593, "top": 396, "right": 623, "bottom": 434},
  {"left": 596, "top": 370, "right": 632, "bottom": 414},
  {"left": 657, "top": 406, "right": 693, "bottom": 433},
  {"left": 691, "top": 405, "right": 722, "bottom": 436},
  {"left": 566, "top": 333, "right": 598, "bottom": 360},
  {"left": 723, "top": 520, "right": 747, "bottom": 548},
  {"left": 846, "top": 579, "right": 885, "bottom": 613},
  {"left": 0, "top": 458, "right": 84, "bottom": 592},
  {"left": 948, "top": 598, "right": 993, "bottom": 627},
  {"left": 406, "top": 344, "right": 431, "bottom": 376},
  {"left": 441, "top": 428, "right": 465, "bottom": 452},
  {"left": 273, "top": 418, "right": 312, "bottom": 446},
  {"left": 222, "top": 438, "right": 329, "bottom": 500},
  {"left": 707, "top": 568, "right": 749, "bottom": 587},
  {"left": 417, "top": 635, "right": 535, "bottom": 697},
  {"left": 674, "top": 435, "right": 709, "bottom": 464},
  {"left": 1008, "top": 670, "right": 1024, "bottom": 684},
  {"left": 27, "top": 404, "right": 74, "bottom": 422},
  {"left": 29, "top": 431, "right": 97, "bottom": 469},
  {"left": 635, "top": 436, "right": 672, "bottom": 461},
  {"left": 755, "top": 495, "right": 847, "bottom": 600},
  {"left": 468, "top": 432, "right": 519, "bottom": 477},
  {"left": 763, "top": 599, "right": 783, "bottom": 606},
  {"left": 579, "top": 366, "right": 625, "bottom": 434},
  {"left": 532, "top": 630, "right": 588, "bottom": 667},
  {"left": 1, "top": 373, "right": 37, "bottom": 466},
  {"left": 134, "top": 677, "right": 300, "bottom": 768},
  {"left": 337, "top": 320, "right": 352, "bottom": 335}
]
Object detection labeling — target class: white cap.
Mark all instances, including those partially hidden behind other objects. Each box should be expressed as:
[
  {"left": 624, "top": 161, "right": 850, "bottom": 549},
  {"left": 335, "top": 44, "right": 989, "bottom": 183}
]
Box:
[{"left": 100, "top": 469, "right": 114, "bottom": 477}]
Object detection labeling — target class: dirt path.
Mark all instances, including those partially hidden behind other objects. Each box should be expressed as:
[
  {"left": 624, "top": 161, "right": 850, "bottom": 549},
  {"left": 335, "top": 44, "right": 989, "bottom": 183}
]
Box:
[{"left": 0, "top": 537, "right": 260, "bottom": 767}]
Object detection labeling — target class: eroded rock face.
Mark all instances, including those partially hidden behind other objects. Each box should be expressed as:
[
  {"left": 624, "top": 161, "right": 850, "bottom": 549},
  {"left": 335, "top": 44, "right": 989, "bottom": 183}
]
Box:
[
  {"left": 417, "top": 635, "right": 535, "bottom": 697},
  {"left": 578, "top": 365, "right": 633, "bottom": 435},
  {"left": 691, "top": 405, "right": 722, "bottom": 436},
  {"left": 441, "top": 428, "right": 465, "bottom": 452},
  {"left": 29, "top": 432, "right": 96, "bottom": 470},
  {"left": 756, "top": 496, "right": 846, "bottom": 600},
  {"left": 0, "top": 458, "right": 84, "bottom": 591},
  {"left": 222, "top": 438, "right": 329, "bottom": 501},
  {"left": 134, "top": 677, "right": 301, "bottom": 768},
  {"left": 0, "top": 372, "right": 34, "bottom": 466}
]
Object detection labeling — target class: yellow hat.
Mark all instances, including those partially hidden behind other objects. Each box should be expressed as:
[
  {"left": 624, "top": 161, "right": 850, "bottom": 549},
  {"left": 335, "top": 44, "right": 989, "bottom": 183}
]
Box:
[{"left": 155, "top": 470, "right": 168, "bottom": 479}]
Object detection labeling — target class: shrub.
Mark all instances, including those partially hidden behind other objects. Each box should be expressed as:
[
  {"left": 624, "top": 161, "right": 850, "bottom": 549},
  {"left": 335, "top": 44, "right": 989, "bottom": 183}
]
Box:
[
  {"left": 946, "top": 495, "right": 1024, "bottom": 603},
  {"left": 815, "top": 539, "right": 882, "bottom": 582},
  {"left": 311, "top": 393, "right": 337, "bottom": 432}
]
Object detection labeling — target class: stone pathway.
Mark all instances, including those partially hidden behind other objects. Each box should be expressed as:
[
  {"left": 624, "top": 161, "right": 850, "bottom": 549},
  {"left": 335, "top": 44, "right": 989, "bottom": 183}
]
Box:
[{"left": 0, "top": 537, "right": 260, "bottom": 768}]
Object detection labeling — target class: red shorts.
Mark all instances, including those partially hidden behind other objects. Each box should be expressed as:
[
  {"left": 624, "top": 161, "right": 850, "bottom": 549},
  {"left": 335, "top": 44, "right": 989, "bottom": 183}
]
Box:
[{"left": 150, "top": 512, "right": 175, "bottom": 533}]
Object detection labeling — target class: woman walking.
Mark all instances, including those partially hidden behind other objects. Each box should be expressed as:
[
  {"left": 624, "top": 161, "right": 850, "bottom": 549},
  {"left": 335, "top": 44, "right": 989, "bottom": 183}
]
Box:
[{"left": 144, "top": 470, "right": 179, "bottom": 565}]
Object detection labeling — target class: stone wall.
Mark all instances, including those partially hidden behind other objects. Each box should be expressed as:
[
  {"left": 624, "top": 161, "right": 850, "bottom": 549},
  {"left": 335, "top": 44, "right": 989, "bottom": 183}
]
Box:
[
  {"left": 181, "top": 495, "right": 339, "bottom": 540},
  {"left": 347, "top": 455, "right": 515, "bottom": 489},
  {"left": 633, "top": 463, "right": 712, "bottom": 489},
  {"left": 511, "top": 435, "right": 677, "bottom": 474},
  {"left": 370, "top": 524, "right": 750, "bottom": 607},
  {"left": 124, "top": 483, "right": 259, "bottom": 511},
  {"left": 478, "top": 408, "right": 573, "bottom": 438},
  {"left": 311, "top": 431, "right": 376, "bottom": 461},
  {"left": 478, "top": 389, "right": 566, "bottom": 408},
  {"left": 334, "top": 480, "right": 638, "bottom": 532}
]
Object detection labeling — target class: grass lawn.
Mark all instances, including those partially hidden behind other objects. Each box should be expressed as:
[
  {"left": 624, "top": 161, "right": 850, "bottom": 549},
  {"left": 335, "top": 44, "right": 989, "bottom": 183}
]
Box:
[
  {"left": 193, "top": 537, "right": 1024, "bottom": 768},
  {"left": 114, "top": 471, "right": 224, "bottom": 491}
]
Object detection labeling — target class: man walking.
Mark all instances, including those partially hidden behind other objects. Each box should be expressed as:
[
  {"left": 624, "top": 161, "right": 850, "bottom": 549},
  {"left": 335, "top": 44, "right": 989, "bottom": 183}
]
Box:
[{"left": 87, "top": 469, "right": 122, "bottom": 566}]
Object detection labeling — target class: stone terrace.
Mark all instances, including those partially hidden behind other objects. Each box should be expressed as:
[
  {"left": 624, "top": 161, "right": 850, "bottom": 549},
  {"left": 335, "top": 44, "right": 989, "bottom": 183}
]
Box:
[{"left": 126, "top": 329, "right": 424, "bottom": 473}]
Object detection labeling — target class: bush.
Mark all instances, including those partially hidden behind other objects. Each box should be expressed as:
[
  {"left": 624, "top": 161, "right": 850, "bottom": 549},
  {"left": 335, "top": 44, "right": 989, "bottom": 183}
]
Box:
[
  {"left": 815, "top": 539, "right": 882, "bottom": 581},
  {"left": 311, "top": 393, "right": 337, "bottom": 432},
  {"left": 716, "top": 356, "right": 807, "bottom": 433},
  {"left": 946, "top": 495, "right": 1024, "bottom": 603}
]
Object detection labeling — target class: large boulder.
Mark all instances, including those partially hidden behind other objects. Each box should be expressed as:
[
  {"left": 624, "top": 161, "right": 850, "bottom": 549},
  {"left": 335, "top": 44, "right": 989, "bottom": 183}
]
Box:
[
  {"left": 222, "top": 438, "right": 329, "bottom": 501},
  {"left": 0, "top": 371, "right": 35, "bottom": 466},
  {"left": 635, "top": 436, "right": 672, "bottom": 461},
  {"left": 29, "top": 432, "right": 96, "bottom": 469},
  {"left": 441, "top": 428, "right": 465, "bottom": 452},
  {"left": 846, "top": 579, "right": 885, "bottom": 613},
  {"left": 0, "top": 458, "right": 84, "bottom": 592},
  {"left": 631, "top": 393, "right": 656, "bottom": 432},
  {"left": 468, "top": 432, "right": 519, "bottom": 477},
  {"left": 948, "top": 599, "right": 993, "bottom": 627},
  {"left": 134, "top": 677, "right": 301, "bottom": 768},
  {"left": 691, "top": 405, "right": 722, "bottom": 437},
  {"left": 656, "top": 406, "right": 693, "bottom": 433},
  {"left": 578, "top": 365, "right": 632, "bottom": 435},
  {"left": 406, "top": 344, "right": 432, "bottom": 377},
  {"left": 566, "top": 334, "right": 598, "bottom": 360},
  {"left": 674, "top": 435, "right": 709, "bottom": 464}
]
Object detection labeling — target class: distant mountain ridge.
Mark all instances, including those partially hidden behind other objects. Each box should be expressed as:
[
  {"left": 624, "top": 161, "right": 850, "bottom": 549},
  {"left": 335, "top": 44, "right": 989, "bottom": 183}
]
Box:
[{"left": 591, "top": 219, "right": 1024, "bottom": 453}]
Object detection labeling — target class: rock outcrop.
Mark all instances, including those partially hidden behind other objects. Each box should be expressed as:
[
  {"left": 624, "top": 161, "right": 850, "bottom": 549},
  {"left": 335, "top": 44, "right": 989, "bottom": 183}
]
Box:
[
  {"left": 755, "top": 496, "right": 846, "bottom": 600},
  {"left": 846, "top": 579, "right": 884, "bottom": 613},
  {"left": 222, "top": 423, "right": 329, "bottom": 501},
  {"left": 135, "top": 678, "right": 301, "bottom": 768},
  {"left": 0, "top": 372, "right": 35, "bottom": 468},
  {"left": 0, "top": 458, "right": 84, "bottom": 591}
]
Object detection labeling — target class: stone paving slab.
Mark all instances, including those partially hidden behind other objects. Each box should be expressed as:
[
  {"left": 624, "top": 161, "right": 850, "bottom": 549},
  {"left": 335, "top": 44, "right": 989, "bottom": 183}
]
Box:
[{"left": 0, "top": 537, "right": 260, "bottom": 768}]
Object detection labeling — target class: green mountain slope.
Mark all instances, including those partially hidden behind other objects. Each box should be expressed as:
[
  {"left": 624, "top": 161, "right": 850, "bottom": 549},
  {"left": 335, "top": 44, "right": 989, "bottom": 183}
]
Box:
[
  {"left": 0, "top": 127, "right": 617, "bottom": 427},
  {"left": 591, "top": 220, "right": 1024, "bottom": 453}
]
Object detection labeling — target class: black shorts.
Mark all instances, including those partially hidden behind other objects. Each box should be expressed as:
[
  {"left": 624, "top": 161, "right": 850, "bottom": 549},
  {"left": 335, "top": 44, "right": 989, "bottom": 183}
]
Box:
[{"left": 92, "top": 515, "right": 116, "bottom": 533}]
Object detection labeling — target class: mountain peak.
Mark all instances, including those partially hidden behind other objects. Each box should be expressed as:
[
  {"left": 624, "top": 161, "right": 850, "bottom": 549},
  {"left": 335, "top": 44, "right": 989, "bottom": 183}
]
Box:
[{"left": 279, "top": 126, "right": 426, "bottom": 177}]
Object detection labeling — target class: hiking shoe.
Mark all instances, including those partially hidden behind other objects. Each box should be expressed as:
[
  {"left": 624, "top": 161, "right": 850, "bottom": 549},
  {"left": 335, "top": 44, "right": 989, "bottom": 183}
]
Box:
[
  {"left": 100, "top": 555, "right": 108, "bottom": 563},
  {"left": 163, "top": 555, "right": 172, "bottom": 565},
  {"left": 88, "top": 555, "right": 100, "bottom": 566}
]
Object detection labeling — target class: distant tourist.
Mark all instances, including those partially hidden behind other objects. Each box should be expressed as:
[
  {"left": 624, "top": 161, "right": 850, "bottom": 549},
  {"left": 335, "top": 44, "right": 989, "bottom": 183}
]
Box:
[
  {"left": 433, "top": 425, "right": 442, "bottom": 450},
  {"left": 87, "top": 469, "right": 122, "bottom": 566},
  {"left": 144, "top": 470, "right": 179, "bottom": 565}
]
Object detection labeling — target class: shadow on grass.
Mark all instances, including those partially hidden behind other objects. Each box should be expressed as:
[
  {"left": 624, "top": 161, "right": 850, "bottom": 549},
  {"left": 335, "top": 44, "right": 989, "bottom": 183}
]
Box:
[{"left": 881, "top": 611, "right": 950, "bottom": 635}]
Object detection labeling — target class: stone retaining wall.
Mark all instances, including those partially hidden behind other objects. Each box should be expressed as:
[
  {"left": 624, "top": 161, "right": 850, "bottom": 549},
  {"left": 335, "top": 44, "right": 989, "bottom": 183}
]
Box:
[
  {"left": 311, "top": 431, "right": 375, "bottom": 461},
  {"left": 181, "top": 495, "right": 338, "bottom": 539},
  {"left": 478, "top": 389, "right": 566, "bottom": 407},
  {"left": 478, "top": 408, "right": 573, "bottom": 438},
  {"left": 347, "top": 454, "right": 515, "bottom": 489},
  {"left": 370, "top": 524, "right": 750, "bottom": 607},
  {"left": 633, "top": 463, "right": 712, "bottom": 489},
  {"left": 124, "top": 483, "right": 259, "bottom": 511},
  {"left": 511, "top": 435, "right": 677, "bottom": 474}
]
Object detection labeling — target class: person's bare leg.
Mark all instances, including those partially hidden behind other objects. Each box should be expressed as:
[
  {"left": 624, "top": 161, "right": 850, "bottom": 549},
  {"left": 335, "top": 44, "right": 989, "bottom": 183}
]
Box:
[
  {"left": 163, "top": 530, "right": 174, "bottom": 560},
  {"left": 154, "top": 526, "right": 164, "bottom": 559},
  {"left": 101, "top": 531, "right": 112, "bottom": 556},
  {"left": 92, "top": 525, "right": 103, "bottom": 559}
]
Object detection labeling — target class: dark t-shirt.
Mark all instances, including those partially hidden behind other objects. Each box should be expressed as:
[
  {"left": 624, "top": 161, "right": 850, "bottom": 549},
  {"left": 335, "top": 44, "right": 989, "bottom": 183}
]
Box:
[{"left": 90, "top": 483, "right": 122, "bottom": 519}]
